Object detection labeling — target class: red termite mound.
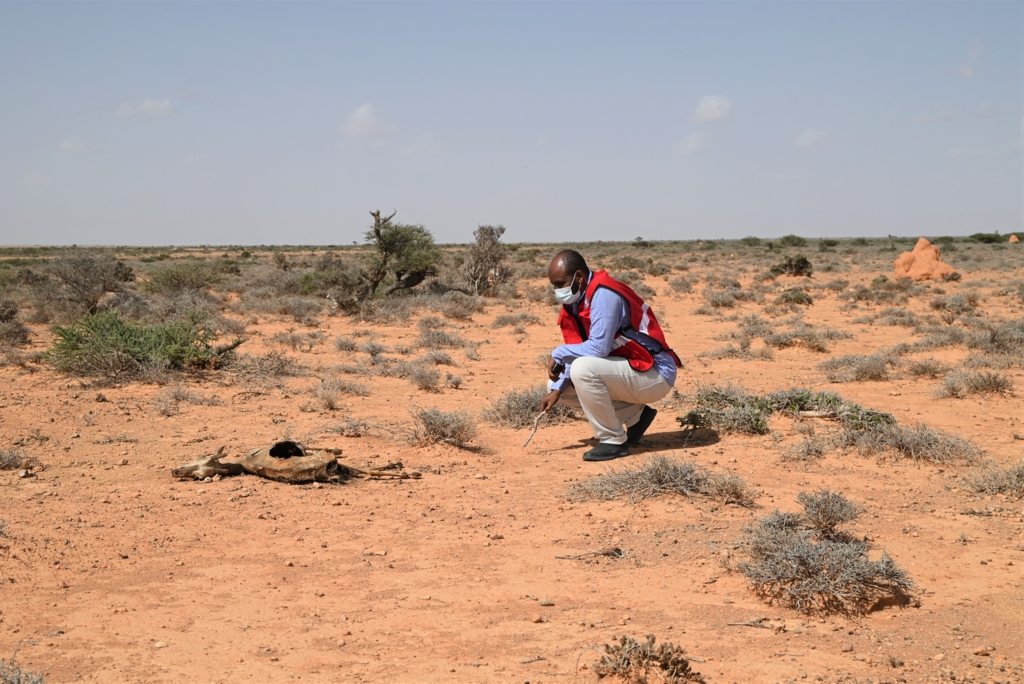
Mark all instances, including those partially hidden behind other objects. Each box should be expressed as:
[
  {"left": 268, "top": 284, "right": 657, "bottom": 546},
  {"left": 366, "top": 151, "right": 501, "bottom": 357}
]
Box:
[{"left": 893, "top": 238, "right": 957, "bottom": 281}]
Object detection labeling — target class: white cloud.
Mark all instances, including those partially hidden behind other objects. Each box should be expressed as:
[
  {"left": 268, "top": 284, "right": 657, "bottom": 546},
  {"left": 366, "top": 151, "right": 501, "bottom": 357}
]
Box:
[
  {"left": 338, "top": 103, "right": 396, "bottom": 140},
  {"left": 675, "top": 131, "right": 711, "bottom": 156},
  {"left": 689, "top": 95, "right": 733, "bottom": 123},
  {"left": 953, "top": 65, "right": 974, "bottom": 80},
  {"left": 404, "top": 133, "right": 441, "bottom": 157},
  {"left": 794, "top": 128, "right": 826, "bottom": 148},
  {"left": 915, "top": 104, "right": 953, "bottom": 123},
  {"left": 24, "top": 171, "right": 52, "bottom": 186},
  {"left": 115, "top": 98, "right": 174, "bottom": 119},
  {"left": 59, "top": 138, "right": 89, "bottom": 152},
  {"left": 975, "top": 102, "right": 995, "bottom": 118}
]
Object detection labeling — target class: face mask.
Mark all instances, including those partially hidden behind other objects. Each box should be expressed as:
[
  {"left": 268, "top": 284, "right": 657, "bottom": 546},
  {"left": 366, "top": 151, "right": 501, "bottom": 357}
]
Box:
[{"left": 554, "top": 272, "right": 583, "bottom": 305}]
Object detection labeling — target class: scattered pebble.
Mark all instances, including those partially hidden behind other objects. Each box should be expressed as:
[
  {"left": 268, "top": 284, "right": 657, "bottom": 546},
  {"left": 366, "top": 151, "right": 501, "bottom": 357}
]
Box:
[
  {"left": 530, "top": 614, "right": 544, "bottom": 623},
  {"left": 473, "top": 474, "right": 486, "bottom": 480},
  {"left": 934, "top": 653, "right": 944, "bottom": 661},
  {"left": 154, "top": 642, "right": 168, "bottom": 649},
  {"left": 285, "top": 561, "right": 294, "bottom": 567},
  {"left": 841, "top": 643, "right": 853, "bottom": 653},
  {"left": 539, "top": 598, "right": 554, "bottom": 607}
]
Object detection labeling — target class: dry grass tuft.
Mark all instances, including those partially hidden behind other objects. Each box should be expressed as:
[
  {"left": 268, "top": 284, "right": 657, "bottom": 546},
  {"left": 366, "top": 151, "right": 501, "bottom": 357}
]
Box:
[
  {"left": 962, "top": 461, "right": 1024, "bottom": 498},
  {"left": 568, "top": 456, "right": 756, "bottom": 506},
  {"left": 592, "top": 634, "right": 702, "bottom": 683},
  {"left": 738, "top": 491, "right": 914, "bottom": 614},
  {"left": 483, "top": 385, "right": 579, "bottom": 428},
  {"left": 413, "top": 408, "right": 478, "bottom": 447},
  {"left": 905, "top": 357, "right": 949, "bottom": 378},
  {"left": 818, "top": 354, "right": 896, "bottom": 382},
  {"left": 937, "top": 369, "right": 1014, "bottom": 398},
  {"left": 0, "top": 655, "right": 46, "bottom": 684}
]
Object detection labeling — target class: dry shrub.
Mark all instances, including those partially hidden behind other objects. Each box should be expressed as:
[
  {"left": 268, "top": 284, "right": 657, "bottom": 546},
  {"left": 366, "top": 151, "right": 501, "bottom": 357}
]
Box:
[
  {"left": 818, "top": 354, "right": 895, "bottom": 382},
  {"left": 310, "top": 377, "right": 369, "bottom": 410},
  {"left": 413, "top": 408, "right": 478, "bottom": 447},
  {"left": 797, "top": 489, "right": 864, "bottom": 534},
  {"left": 937, "top": 369, "right": 1014, "bottom": 397},
  {"left": 482, "top": 385, "right": 579, "bottom": 428},
  {"left": 31, "top": 249, "right": 130, "bottom": 321},
  {"left": 962, "top": 461, "right": 1024, "bottom": 497},
  {"left": 0, "top": 449, "right": 30, "bottom": 471},
  {"left": 229, "top": 351, "right": 301, "bottom": 381},
  {"left": 593, "top": 634, "right": 702, "bottom": 684},
  {"left": 491, "top": 311, "right": 540, "bottom": 328},
  {"left": 784, "top": 436, "right": 827, "bottom": 462},
  {"left": 769, "top": 254, "right": 813, "bottom": 277},
  {"left": 738, "top": 491, "right": 914, "bottom": 614},
  {"left": 568, "top": 456, "right": 755, "bottom": 506},
  {"left": 0, "top": 320, "right": 29, "bottom": 349},
  {"left": 416, "top": 329, "right": 467, "bottom": 349},
  {"left": 421, "top": 351, "right": 456, "bottom": 366},
  {"left": 270, "top": 331, "right": 324, "bottom": 352},
  {"left": 834, "top": 421, "right": 979, "bottom": 464},
  {"left": 360, "top": 340, "right": 387, "bottom": 356},
  {"left": 152, "top": 384, "right": 223, "bottom": 415},
  {"left": 679, "top": 385, "right": 978, "bottom": 464},
  {"left": 668, "top": 276, "right": 693, "bottom": 294},
  {"left": 774, "top": 289, "right": 813, "bottom": 306},
  {"left": 408, "top": 365, "right": 441, "bottom": 391},
  {"left": 438, "top": 292, "right": 485, "bottom": 320},
  {"left": 0, "top": 655, "right": 45, "bottom": 684},
  {"left": 905, "top": 357, "right": 949, "bottom": 378},
  {"left": 334, "top": 336, "right": 357, "bottom": 352}
]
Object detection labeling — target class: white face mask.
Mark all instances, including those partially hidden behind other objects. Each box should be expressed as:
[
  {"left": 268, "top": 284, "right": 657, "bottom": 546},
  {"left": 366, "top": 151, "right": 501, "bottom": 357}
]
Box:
[{"left": 554, "top": 272, "right": 583, "bottom": 305}]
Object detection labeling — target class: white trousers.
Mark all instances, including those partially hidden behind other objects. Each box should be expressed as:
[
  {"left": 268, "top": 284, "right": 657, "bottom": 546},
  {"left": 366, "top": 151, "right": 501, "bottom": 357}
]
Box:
[{"left": 551, "top": 356, "right": 671, "bottom": 445}]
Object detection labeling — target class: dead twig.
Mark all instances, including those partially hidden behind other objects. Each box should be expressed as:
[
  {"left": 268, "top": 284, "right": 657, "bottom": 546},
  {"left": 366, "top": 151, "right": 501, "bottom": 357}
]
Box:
[
  {"left": 555, "top": 547, "right": 623, "bottom": 560},
  {"left": 522, "top": 411, "right": 547, "bottom": 448},
  {"left": 727, "top": 621, "right": 771, "bottom": 629}
]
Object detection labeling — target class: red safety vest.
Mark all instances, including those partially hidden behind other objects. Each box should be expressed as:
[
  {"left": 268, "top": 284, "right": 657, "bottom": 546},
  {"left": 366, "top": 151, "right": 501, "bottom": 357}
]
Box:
[{"left": 557, "top": 270, "right": 681, "bottom": 372}]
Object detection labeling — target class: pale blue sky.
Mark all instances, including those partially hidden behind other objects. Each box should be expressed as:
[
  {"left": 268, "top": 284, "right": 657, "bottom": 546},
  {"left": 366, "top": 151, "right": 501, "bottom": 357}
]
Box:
[{"left": 1, "top": 1, "right": 1020, "bottom": 245}]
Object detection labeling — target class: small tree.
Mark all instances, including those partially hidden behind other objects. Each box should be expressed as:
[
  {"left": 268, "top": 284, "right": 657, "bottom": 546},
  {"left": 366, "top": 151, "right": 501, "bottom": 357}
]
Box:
[
  {"left": 32, "top": 250, "right": 132, "bottom": 321},
  {"left": 361, "top": 210, "right": 440, "bottom": 298},
  {"left": 464, "top": 224, "right": 514, "bottom": 296}
]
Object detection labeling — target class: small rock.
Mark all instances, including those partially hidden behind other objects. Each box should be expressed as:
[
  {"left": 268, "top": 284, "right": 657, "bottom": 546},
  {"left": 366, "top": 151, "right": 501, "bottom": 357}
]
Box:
[
  {"left": 530, "top": 614, "right": 544, "bottom": 623},
  {"left": 285, "top": 561, "right": 294, "bottom": 567},
  {"left": 17, "top": 469, "right": 33, "bottom": 479},
  {"left": 539, "top": 598, "right": 554, "bottom": 607},
  {"left": 315, "top": 590, "right": 325, "bottom": 597},
  {"left": 985, "top": 645, "right": 996, "bottom": 651},
  {"left": 154, "top": 642, "right": 168, "bottom": 648},
  {"left": 488, "top": 533, "right": 504, "bottom": 540},
  {"left": 119, "top": 459, "right": 129, "bottom": 466},
  {"left": 362, "top": 548, "right": 387, "bottom": 556},
  {"left": 473, "top": 474, "right": 486, "bottom": 480},
  {"left": 933, "top": 653, "right": 944, "bottom": 661},
  {"left": 973, "top": 649, "right": 989, "bottom": 656},
  {"left": 337, "top": 641, "right": 346, "bottom": 648},
  {"left": 841, "top": 643, "right": 854, "bottom": 653}
]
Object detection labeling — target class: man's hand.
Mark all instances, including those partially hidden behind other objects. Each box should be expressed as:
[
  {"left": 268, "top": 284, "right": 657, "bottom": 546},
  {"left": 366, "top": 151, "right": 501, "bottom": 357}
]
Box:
[
  {"left": 539, "top": 389, "right": 561, "bottom": 414},
  {"left": 547, "top": 357, "right": 565, "bottom": 382}
]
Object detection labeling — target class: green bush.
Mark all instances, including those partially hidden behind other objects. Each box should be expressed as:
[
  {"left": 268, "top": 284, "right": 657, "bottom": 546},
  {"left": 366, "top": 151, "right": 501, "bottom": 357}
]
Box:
[
  {"left": 969, "top": 232, "right": 1002, "bottom": 244},
  {"left": 779, "top": 234, "right": 808, "bottom": 247},
  {"left": 739, "top": 236, "right": 762, "bottom": 247},
  {"left": 144, "top": 262, "right": 221, "bottom": 295},
  {"left": 769, "top": 255, "right": 813, "bottom": 277},
  {"left": 48, "top": 311, "right": 226, "bottom": 379}
]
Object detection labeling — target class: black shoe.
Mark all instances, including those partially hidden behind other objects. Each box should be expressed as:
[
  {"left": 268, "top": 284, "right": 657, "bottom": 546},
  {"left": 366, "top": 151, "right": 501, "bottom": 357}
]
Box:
[
  {"left": 627, "top": 406, "right": 658, "bottom": 445},
  {"left": 583, "top": 442, "right": 630, "bottom": 462}
]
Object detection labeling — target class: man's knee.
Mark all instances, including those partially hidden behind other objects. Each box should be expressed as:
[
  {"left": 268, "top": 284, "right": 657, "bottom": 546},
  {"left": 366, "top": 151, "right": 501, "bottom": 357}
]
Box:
[{"left": 569, "top": 356, "right": 601, "bottom": 383}]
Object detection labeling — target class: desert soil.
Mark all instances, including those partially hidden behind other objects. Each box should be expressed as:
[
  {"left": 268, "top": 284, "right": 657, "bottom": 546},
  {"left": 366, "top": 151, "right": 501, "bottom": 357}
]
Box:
[{"left": 1, "top": 266, "right": 1022, "bottom": 684}]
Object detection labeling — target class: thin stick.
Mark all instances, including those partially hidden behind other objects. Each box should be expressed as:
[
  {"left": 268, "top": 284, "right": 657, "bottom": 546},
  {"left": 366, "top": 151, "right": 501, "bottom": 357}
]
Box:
[
  {"left": 521, "top": 656, "right": 546, "bottom": 664},
  {"left": 555, "top": 547, "right": 623, "bottom": 560},
  {"left": 727, "top": 622, "right": 771, "bottom": 629},
  {"left": 522, "top": 411, "right": 547, "bottom": 448}
]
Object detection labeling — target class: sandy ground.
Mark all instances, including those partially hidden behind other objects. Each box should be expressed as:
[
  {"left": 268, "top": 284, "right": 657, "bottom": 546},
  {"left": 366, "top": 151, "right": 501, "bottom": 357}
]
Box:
[{"left": 1, "top": 267, "right": 1023, "bottom": 684}]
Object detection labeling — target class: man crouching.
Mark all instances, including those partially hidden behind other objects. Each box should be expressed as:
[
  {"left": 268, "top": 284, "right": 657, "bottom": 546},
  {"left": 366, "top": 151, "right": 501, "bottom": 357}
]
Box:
[{"left": 539, "top": 249, "right": 681, "bottom": 462}]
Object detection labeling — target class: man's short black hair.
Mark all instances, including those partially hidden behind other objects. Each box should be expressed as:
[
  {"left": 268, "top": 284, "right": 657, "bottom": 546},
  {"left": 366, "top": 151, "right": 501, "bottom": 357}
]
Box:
[{"left": 553, "top": 249, "right": 588, "bottom": 275}]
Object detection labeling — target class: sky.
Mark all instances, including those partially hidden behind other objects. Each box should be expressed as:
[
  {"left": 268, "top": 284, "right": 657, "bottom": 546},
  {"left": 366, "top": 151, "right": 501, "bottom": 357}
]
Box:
[{"left": 0, "top": 1, "right": 1021, "bottom": 246}]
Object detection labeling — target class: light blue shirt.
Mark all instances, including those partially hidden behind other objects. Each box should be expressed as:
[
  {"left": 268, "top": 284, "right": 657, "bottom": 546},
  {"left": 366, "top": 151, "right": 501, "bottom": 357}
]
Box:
[{"left": 550, "top": 276, "right": 677, "bottom": 392}]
